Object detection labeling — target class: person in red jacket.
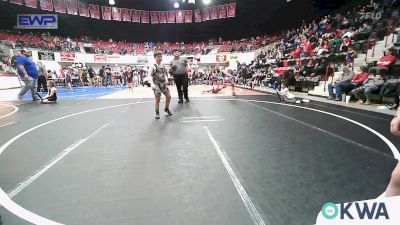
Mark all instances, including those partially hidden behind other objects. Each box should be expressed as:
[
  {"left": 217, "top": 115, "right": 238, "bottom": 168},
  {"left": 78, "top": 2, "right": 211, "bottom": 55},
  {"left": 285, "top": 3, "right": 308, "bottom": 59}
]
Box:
[
  {"left": 291, "top": 46, "right": 301, "bottom": 59},
  {"left": 369, "top": 49, "right": 397, "bottom": 75}
]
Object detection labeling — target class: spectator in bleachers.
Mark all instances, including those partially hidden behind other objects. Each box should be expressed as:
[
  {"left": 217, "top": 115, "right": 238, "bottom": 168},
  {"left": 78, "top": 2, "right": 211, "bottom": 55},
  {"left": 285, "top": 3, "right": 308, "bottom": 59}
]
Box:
[
  {"left": 380, "top": 78, "right": 400, "bottom": 110},
  {"left": 346, "top": 45, "right": 356, "bottom": 66},
  {"left": 327, "top": 66, "right": 355, "bottom": 100},
  {"left": 333, "top": 66, "right": 369, "bottom": 99},
  {"left": 301, "top": 60, "right": 315, "bottom": 77},
  {"left": 340, "top": 36, "right": 352, "bottom": 52},
  {"left": 316, "top": 40, "right": 331, "bottom": 55},
  {"left": 314, "top": 58, "right": 329, "bottom": 76},
  {"left": 357, "top": 23, "right": 373, "bottom": 35},
  {"left": 368, "top": 49, "right": 397, "bottom": 76},
  {"left": 351, "top": 74, "right": 385, "bottom": 105}
]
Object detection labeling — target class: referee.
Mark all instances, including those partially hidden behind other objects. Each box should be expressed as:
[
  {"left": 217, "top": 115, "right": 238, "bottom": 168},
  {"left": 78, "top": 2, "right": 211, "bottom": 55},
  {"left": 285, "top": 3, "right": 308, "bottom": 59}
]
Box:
[{"left": 170, "top": 49, "right": 190, "bottom": 103}]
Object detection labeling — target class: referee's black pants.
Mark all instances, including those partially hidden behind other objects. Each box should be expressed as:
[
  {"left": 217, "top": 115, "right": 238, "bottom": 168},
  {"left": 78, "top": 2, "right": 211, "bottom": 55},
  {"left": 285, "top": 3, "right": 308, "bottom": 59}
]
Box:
[
  {"left": 37, "top": 75, "right": 48, "bottom": 92},
  {"left": 174, "top": 74, "right": 189, "bottom": 100}
]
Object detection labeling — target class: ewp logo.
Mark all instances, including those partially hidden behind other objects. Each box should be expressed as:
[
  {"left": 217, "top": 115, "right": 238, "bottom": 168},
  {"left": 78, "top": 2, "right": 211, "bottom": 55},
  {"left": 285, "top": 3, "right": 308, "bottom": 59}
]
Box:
[
  {"left": 17, "top": 14, "right": 58, "bottom": 29},
  {"left": 322, "top": 202, "right": 389, "bottom": 220}
]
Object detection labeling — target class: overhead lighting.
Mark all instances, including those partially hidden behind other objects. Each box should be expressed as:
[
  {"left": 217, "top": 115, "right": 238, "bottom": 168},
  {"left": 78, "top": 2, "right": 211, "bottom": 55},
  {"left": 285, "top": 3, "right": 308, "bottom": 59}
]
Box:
[
  {"left": 174, "top": 2, "right": 179, "bottom": 8},
  {"left": 188, "top": 0, "right": 195, "bottom": 3},
  {"left": 203, "top": 0, "right": 211, "bottom": 4},
  {"left": 182, "top": 0, "right": 186, "bottom": 2},
  {"left": 109, "top": 0, "right": 115, "bottom": 6}
]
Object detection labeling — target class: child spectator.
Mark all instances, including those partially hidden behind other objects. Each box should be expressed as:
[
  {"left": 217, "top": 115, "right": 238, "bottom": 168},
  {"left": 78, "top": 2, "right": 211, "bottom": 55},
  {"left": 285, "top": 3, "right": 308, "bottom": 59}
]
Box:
[
  {"left": 346, "top": 45, "right": 356, "bottom": 66},
  {"left": 278, "top": 82, "right": 310, "bottom": 104}
]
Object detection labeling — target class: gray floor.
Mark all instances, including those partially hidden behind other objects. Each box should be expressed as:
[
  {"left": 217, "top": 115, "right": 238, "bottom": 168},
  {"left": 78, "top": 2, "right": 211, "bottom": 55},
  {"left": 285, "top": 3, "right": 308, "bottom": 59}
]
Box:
[{"left": 0, "top": 96, "right": 398, "bottom": 225}]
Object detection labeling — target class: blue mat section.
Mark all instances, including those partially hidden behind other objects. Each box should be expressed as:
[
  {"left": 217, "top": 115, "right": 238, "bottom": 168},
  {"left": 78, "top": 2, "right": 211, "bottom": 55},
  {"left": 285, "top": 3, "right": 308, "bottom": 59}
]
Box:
[{"left": 22, "top": 87, "right": 125, "bottom": 100}]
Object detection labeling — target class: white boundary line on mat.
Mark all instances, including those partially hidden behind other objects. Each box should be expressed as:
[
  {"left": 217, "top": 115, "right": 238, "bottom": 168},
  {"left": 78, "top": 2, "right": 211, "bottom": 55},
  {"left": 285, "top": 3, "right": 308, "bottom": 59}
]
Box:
[{"left": 0, "top": 99, "right": 398, "bottom": 225}]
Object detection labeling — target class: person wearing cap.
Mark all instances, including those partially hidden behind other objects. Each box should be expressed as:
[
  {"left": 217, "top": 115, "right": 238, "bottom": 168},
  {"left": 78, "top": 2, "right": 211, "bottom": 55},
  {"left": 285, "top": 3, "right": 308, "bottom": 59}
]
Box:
[
  {"left": 148, "top": 51, "right": 173, "bottom": 119},
  {"left": 170, "top": 49, "right": 190, "bottom": 103},
  {"left": 16, "top": 49, "right": 39, "bottom": 101}
]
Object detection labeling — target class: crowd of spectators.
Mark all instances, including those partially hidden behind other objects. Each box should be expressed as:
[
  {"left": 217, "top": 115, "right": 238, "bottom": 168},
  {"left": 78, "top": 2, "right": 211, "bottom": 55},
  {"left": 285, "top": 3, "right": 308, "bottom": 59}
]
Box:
[
  {"left": 2, "top": 0, "right": 400, "bottom": 108},
  {"left": 230, "top": 0, "right": 400, "bottom": 107},
  {"left": 0, "top": 30, "right": 276, "bottom": 56}
]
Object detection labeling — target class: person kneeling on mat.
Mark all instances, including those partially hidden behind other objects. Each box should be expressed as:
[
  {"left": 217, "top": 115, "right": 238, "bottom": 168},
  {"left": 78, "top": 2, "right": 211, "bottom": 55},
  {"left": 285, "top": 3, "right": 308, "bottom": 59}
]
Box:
[
  {"left": 41, "top": 80, "right": 57, "bottom": 104},
  {"left": 278, "top": 82, "right": 310, "bottom": 104},
  {"left": 148, "top": 51, "right": 173, "bottom": 119}
]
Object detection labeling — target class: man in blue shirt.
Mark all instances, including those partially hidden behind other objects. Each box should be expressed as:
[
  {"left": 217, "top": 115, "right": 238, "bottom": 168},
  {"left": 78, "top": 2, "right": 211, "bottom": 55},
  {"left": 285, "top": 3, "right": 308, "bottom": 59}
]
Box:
[{"left": 16, "top": 49, "right": 39, "bottom": 101}]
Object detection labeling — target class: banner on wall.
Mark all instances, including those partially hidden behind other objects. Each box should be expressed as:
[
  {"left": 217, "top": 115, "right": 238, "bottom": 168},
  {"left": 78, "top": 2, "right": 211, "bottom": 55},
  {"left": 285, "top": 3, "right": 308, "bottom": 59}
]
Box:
[
  {"left": 9, "top": 0, "right": 235, "bottom": 23},
  {"left": 17, "top": 14, "right": 58, "bottom": 29},
  {"left": 40, "top": 0, "right": 53, "bottom": 11},
  {"left": 53, "top": 0, "right": 66, "bottom": 13},
  {"left": 131, "top": 9, "right": 140, "bottom": 23},
  {"left": 94, "top": 54, "right": 107, "bottom": 62},
  {"left": 60, "top": 53, "right": 75, "bottom": 61},
  {"left": 101, "top": 6, "right": 111, "bottom": 20},
  {"left": 202, "top": 8, "right": 210, "bottom": 21},
  {"left": 141, "top": 11, "right": 149, "bottom": 23},
  {"left": 184, "top": 10, "right": 192, "bottom": 23},
  {"left": 151, "top": 11, "right": 159, "bottom": 24},
  {"left": 218, "top": 5, "right": 226, "bottom": 19},
  {"left": 89, "top": 4, "right": 100, "bottom": 19},
  {"left": 216, "top": 55, "right": 227, "bottom": 62},
  {"left": 168, "top": 11, "right": 175, "bottom": 23},
  {"left": 210, "top": 6, "right": 218, "bottom": 20},
  {"left": 24, "top": 0, "right": 37, "bottom": 8},
  {"left": 121, "top": 8, "right": 131, "bottom": 22},
  {"left": 194, "top": 9, "right": 201, "bottom": 23},
  {"left": 176, "top": 10, "right": 184, "bottom": 23},
  {"left": 10, "top": 0, "right": 23, "bottom": 5},
  {"left": 229, "top": 54, "right": 238, "bottom": 67},
  {"left": 112, "top": 7, "right": 121, "bottom": 21},
  {"left": 38, "top": 51, "right": 55, "bottom": 61},
  {"left": 66, "top": 0, "right": 78, "bottom": 15},
  {"left": 227, "top": 3, "right": 236, "bottom": 18},
  {"left": 137, "top": 55, "right": 148, "bottom": 63},
  {"left": 159, "top": 11, "right": 167, "bottom": 24},
  {"left": 78, "top": 2, "right": 89, "bottom": 17}
]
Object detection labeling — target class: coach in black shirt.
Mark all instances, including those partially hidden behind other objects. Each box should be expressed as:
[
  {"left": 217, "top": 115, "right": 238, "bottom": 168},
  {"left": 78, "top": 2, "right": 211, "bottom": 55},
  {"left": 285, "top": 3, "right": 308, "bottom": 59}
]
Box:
[{"left": 170, "top": 49, "right": 190, "bottom": 103}]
